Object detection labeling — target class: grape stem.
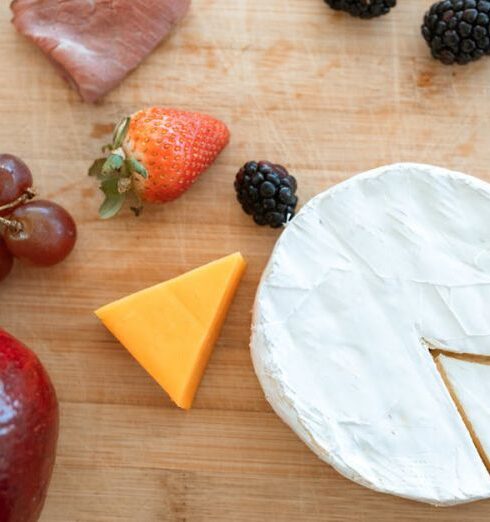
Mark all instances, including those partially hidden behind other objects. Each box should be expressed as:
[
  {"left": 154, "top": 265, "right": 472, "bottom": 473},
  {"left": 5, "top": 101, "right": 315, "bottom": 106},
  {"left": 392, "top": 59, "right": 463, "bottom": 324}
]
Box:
[
  {"left": 0, "top": 216, "right": 22, "bottom": 234},
  {"left": 0, "top": 188, "right": 36, "bottom": 213}
]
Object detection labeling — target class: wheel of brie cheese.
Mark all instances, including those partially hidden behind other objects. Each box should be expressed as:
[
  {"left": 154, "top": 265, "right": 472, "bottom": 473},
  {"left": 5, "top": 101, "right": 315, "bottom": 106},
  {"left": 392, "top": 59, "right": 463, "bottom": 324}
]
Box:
[{"left": 251, "top": 163, "right": 490, "bottom": 506}]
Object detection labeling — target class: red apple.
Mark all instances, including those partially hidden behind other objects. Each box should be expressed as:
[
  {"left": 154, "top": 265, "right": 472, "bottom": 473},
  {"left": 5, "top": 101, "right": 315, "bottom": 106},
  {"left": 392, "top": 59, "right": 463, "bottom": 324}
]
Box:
[{"left": 0, "top": 329, "right": 59, "bottom": 522}]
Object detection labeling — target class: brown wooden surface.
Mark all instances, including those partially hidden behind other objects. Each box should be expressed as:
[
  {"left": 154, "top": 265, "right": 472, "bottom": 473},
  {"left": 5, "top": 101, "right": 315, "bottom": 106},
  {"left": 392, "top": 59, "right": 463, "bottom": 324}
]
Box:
[{"left": 2, "top": 0, "right": 490, "bottom": 520}]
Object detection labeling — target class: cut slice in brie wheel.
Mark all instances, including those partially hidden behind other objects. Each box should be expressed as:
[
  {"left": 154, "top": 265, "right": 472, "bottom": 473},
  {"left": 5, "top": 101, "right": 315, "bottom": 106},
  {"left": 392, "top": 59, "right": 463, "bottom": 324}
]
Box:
[
  {"left": 435, "top": 354, "right": 490, "bottom": 472},
  {"left": 251, "top": 163, "right": 490, "bottom": 506}
]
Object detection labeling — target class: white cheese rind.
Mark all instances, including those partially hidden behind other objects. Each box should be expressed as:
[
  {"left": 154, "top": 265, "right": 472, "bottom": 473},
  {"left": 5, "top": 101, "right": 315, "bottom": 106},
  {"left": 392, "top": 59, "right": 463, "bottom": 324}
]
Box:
[{"left": 251, "top": 163, "right": 490, "bottom": 506}]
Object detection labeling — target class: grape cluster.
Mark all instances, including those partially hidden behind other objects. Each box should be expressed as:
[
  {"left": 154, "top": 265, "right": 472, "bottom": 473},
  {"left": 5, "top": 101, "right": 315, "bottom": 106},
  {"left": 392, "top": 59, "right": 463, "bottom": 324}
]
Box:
[{"left": 0, "top": 154, "right": 77, "bottom": 282}]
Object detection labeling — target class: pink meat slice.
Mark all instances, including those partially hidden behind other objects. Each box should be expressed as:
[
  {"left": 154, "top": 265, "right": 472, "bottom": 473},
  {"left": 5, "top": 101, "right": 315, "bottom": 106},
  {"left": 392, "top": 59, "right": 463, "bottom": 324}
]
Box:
[{"left": 11, "top": 0, "right": 191, "bottom": 102}]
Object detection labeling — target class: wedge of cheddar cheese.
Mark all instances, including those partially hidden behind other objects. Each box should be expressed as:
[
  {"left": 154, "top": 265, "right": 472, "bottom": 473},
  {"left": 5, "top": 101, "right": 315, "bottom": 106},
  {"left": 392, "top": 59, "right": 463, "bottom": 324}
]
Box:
[{"left": 95, "top": 252, "right": 246, "bottom": 409}]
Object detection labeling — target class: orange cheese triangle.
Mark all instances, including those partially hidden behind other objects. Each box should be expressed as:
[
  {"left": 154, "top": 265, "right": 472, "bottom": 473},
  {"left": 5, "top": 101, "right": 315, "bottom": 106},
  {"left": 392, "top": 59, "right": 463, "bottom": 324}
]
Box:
[{"left": 95, "top": 252, "right": 246, "bottom": 409}]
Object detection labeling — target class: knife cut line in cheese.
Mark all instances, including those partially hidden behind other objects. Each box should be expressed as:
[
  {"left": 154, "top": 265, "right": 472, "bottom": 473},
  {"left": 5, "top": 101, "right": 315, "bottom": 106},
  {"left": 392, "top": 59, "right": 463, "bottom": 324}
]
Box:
[{"left": 430, "top": 348, "right": 490, "bottom": 474}]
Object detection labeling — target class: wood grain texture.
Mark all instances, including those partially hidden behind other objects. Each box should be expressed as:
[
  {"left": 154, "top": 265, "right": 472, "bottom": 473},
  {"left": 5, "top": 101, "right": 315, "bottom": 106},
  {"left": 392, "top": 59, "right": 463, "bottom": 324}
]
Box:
[{"left": 2, "top": 0, "right": 490, "bottom": 520}]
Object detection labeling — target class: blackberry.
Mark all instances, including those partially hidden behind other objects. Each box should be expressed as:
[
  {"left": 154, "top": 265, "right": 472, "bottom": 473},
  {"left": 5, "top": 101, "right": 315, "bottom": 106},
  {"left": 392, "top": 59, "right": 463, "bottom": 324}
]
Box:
[
  {"left": 422, "top": 0, "right": 490, "bottom": 65},
  {"left": 325, "top": 0, "right": 396, "bottom": 19},
  {"left": 234, "top": 161, "right": 298, "bottom": 228}
]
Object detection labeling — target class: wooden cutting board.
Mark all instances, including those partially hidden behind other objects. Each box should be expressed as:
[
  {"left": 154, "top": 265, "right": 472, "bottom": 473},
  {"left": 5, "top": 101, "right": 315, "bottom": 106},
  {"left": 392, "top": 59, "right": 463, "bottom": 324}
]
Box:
[{"left": 2, "top": 0, "right": 490, "bottom": 520}]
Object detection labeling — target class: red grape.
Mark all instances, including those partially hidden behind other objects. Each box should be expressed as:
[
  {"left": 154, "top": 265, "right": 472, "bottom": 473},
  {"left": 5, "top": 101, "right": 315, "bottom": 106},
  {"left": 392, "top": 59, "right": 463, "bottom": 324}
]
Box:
[
  {"left": 0, "top": 237, "right": 13, "bottom": 281},
  {"left": 0, "top": 155, "right": 33, "bottom": 215},
  {"left": 3, "top": 200, "right": 76, "bottom": 267}
]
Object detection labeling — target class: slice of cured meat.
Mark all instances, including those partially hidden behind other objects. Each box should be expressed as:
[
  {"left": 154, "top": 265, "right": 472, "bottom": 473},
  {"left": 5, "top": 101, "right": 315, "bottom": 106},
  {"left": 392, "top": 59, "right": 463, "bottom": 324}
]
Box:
[{"left": 11, "top": 0, "right": 191, "bottom": 102}]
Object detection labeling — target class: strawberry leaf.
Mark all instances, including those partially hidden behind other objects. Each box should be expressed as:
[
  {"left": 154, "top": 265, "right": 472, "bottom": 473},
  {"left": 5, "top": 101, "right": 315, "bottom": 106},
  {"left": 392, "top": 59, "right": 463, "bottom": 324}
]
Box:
[
  {"left": 102, "top": 154, "right": 124, "bottom": 176},
  {"left": 130, "top": 205, "right": 143, "bottom": 217},
  {"left": 113, "top": 117, "right": 130, "bottom": 149},
  {"left": 99, "top": 193, "right": 126, "bottom": 219},
  {"left": 88, "top": 158, "right": 106, "bottom": 177},
  {"left": 128, "top": 191, "right": 143, "bottom": 216},
  {"left": 127, "top": 158, "right": 148, "bottom": 179},
  {"left": 100, "top": 177, "right": 120, "bottom": 195},
  {"left": 99, "top": 177, "right": 126, "bottom": 219},
  {"left": 119, "top": 160, "right": 131, "bottom": 179}
]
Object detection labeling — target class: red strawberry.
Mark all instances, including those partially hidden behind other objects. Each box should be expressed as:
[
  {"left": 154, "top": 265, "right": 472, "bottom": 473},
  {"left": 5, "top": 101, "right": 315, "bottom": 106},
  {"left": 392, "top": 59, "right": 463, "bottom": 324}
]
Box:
[{"left": 89, "top": 107, "right": 230, "bottom": 218}]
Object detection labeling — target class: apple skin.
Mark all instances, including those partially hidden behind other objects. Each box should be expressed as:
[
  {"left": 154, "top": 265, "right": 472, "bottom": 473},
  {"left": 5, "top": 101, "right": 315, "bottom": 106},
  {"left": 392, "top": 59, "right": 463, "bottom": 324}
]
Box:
[{"left": 0, "top": 329, "right": 59, "bottom": 522}]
